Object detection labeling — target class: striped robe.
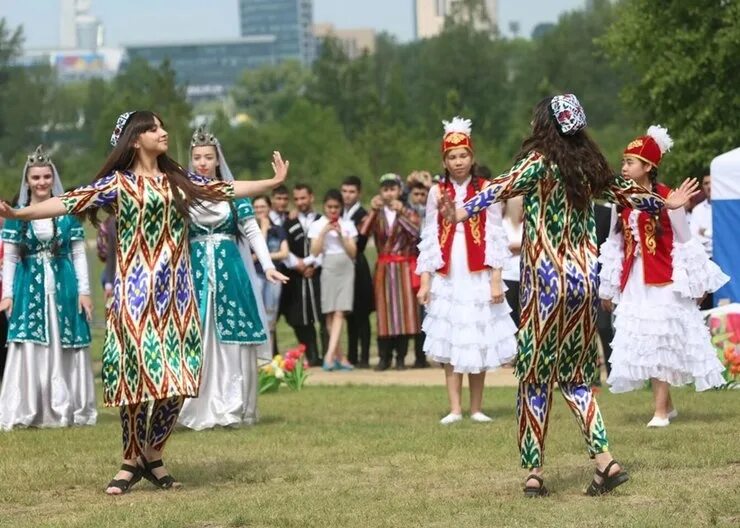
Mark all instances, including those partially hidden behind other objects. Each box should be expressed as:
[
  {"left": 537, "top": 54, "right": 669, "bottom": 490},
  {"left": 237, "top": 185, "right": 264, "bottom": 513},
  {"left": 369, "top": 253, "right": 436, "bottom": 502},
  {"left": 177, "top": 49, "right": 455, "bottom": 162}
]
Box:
[{"left": 360, "top": 206, "right": 421, "bottom": 337}]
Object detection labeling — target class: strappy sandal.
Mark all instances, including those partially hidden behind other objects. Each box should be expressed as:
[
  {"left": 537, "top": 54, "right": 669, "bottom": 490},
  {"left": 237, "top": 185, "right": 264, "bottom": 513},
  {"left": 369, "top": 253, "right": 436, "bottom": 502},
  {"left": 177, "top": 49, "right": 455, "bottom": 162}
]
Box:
[
  {"left": 105, "top": 463, "right": 143, "bottom": 495},
  {"left": 586, "top": 460, "right": 629, "bottom": 496},
  {"left": 140, "top": 456, "right": 181, "bottom": 490},
  {"left": 523, "top": 474, "right": 549, "bottom": 498}
]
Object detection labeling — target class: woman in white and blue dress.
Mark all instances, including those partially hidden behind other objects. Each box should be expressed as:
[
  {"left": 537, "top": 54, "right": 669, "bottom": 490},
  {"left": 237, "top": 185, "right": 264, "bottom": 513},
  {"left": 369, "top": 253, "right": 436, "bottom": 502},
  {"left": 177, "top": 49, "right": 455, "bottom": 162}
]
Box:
[
  {"left": 0, "top": 145, "right": 96, "bottom": 430},
  {"left": 178, "top": 126, "right": 288, "bottom": 430}
]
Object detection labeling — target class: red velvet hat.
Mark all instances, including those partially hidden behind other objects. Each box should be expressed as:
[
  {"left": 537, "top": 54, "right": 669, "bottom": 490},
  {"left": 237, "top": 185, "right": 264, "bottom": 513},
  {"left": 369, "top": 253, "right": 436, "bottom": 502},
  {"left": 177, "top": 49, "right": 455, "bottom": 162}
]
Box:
[
  {"left": 624, "top": 125, "right": 673, "bottom": 167},
  {"left": 441, "top": 116, "right": 473, "bottom": 156}
]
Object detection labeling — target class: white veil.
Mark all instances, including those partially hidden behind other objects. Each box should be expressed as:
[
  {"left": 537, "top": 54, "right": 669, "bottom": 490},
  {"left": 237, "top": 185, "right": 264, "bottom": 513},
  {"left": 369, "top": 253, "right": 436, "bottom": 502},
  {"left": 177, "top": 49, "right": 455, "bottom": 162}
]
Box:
[
  {"left": 189, "top": 136, "right": 273, "bottom": 363},
  {"left": 18, "top": 146, "right": 65, "bottom": 206}
]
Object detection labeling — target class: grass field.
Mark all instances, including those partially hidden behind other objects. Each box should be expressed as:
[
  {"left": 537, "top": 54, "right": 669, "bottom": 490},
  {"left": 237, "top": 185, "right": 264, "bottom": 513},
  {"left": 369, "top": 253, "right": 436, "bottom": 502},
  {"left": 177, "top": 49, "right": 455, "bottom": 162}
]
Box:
[
  {"left": 1, "top": 241, "right": 738, "bottom": 528},
  {"left": 0, "top": 384, "right": 738, "bottom": 528}
]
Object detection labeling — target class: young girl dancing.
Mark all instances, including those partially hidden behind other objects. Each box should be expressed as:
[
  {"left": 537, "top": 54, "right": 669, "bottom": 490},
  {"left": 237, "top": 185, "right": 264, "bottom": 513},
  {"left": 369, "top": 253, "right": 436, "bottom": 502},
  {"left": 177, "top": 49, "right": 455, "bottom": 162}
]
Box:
[{"left": 598, "top": 126, "right": 728, "bottom": 427}]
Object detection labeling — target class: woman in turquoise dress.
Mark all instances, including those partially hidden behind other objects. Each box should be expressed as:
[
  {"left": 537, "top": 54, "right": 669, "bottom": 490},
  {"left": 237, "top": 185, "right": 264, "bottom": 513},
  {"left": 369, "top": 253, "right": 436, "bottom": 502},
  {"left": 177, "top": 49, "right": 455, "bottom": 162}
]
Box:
[
  {"left": 442, "top": 95, "right": 699, "bottom": 497},
  {"left": 0, "top": 112, "right": 289, "bottom": 495},
  {"left": 179, "top": 126, "right": 287, "bottom": 430},
  {"left": 0, "top": 145, "right": 95, "bottom": 431}
]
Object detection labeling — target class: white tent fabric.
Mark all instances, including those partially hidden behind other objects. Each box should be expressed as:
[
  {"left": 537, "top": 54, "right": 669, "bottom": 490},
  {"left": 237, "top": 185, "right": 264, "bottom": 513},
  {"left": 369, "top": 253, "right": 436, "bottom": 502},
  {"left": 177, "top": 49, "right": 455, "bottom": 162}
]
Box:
[{"left": 710, "top": 147, "right": 740, "bottom": 303}]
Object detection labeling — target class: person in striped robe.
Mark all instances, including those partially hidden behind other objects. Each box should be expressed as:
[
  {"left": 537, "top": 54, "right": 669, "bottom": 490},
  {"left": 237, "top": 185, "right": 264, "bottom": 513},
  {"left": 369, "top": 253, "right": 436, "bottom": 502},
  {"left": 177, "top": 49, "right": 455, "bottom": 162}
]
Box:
[{"left": 360, "top": 173, "right": 422, "bottom": 371}]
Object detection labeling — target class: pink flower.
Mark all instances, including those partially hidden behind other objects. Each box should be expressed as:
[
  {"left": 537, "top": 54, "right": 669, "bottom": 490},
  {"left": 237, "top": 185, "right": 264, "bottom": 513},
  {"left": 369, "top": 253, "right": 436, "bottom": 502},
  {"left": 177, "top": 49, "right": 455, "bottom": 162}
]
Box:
[
  {"left": 284, "top": 357, "right": 297, "bottom": 372},
  {"left": 726, "top": 314, "right": 740, "bottom": 344}
]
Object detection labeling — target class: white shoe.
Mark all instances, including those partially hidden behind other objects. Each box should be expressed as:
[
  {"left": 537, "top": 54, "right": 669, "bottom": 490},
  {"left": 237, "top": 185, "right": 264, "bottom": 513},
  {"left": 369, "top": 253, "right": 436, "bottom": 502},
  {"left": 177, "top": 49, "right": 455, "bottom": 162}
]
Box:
[
  {"left": 439, "top": 413, "right": 463, "bottom": 425},
  {"left": 668, "top": 409, "right": 678, "bottom": 420},
  {"left": 646, "top": 416, "right": 670, "bottom": 428},
  {"left": 470, "top": 412, "right": 493, "bottom": 423}
]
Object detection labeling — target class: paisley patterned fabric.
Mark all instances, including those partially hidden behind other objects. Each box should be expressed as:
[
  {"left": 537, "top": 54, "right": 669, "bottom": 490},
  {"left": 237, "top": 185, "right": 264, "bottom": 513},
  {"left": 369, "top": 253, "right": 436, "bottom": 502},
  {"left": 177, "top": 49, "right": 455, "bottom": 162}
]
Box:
[
  {"left": 463, "top": 151, "right": 664, "bottom": 384},
  {"left": 60, "top": 171, "right": 234, "bottom": 406},
  {"left": 517, "top": 381, "right": 609, "bottom": 469}
]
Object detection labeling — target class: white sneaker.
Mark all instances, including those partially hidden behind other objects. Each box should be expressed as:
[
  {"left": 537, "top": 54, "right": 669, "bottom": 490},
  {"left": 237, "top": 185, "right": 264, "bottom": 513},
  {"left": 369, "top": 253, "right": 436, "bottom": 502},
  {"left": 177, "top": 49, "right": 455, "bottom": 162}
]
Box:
[
  {"left": 470, "top": 412, "right": 493, "bottom": 423},
  {"left": 439, "top": 413, "right": 463, "bottom": 425},
  {"left": 668, "top": 409, "right": 678, "bottom": 420},
  {"left": 647, "top": 416, "right": 670, "bottom": 428}
]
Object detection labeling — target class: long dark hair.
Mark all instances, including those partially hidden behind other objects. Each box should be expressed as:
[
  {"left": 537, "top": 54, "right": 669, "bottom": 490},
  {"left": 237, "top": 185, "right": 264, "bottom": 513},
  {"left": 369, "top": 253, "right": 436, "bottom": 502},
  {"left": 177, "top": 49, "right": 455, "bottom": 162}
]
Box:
[
  {"left": 515, "top": 97, "right": 612, "bottom": 211},
  {"left": 87, "top": 111, "right": 228, "bottom": 225}
]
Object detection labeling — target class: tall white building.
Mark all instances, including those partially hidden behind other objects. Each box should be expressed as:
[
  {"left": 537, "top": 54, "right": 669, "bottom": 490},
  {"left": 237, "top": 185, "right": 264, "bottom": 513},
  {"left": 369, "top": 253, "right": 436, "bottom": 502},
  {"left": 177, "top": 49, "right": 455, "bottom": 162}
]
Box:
[
  {"left": 58, "top": 0, "right": 103, "bottom": 50},
  {"left": 414, "top": 0, "right": 498, "bottom": 39}
]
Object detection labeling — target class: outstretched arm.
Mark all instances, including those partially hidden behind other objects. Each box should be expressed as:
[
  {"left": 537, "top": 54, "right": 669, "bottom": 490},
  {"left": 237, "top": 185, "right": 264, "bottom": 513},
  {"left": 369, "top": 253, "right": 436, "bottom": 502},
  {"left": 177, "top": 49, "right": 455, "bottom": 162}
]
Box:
[
  {"left": 601, "top": 175, "right": 699, "bottom": 214},
  {"left": 0, "top": 197, "right": 67, "bottom": 221},
  {"left": 444, "top": 151, "right": 545, "bottom": 224},
  {"left": 233, "top": 151, "right": 289, "bottom": 199}
]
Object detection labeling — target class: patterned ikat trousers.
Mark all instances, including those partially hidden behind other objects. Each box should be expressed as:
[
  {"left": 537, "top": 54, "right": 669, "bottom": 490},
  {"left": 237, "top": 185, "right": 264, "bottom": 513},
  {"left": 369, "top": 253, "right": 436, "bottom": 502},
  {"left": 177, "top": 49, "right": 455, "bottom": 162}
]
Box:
[
  {"left": 120, "top": 396, "right": 184, "bottom": 459},
  {"left": 517, "top": 382, "right": 609, "bottom": 469}
]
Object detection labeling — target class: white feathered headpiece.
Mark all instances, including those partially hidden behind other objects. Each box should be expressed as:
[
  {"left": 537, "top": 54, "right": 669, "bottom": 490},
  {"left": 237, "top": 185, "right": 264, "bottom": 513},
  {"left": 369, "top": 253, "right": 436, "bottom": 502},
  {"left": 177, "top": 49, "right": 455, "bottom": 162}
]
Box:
[
  {"left": 441, "top": 116, "right": 473, "bottom": 155},
  {"left": 646, "top": 125, "right": 673, "bottom": 154}
]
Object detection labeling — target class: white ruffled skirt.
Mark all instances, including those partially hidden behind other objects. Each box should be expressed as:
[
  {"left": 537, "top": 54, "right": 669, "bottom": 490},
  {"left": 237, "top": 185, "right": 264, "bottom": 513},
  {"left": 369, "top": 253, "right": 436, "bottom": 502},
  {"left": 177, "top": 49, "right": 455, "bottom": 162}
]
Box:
[
  {"left": 0, "top": 294, "right": 97, "bottom": 431},
  {"left": 178, "top": 295, "right": 268, "bottom": 430},
  {"left": 422, "top": 235, "right": 518, "bottom": 374},
  {"left": 608, "top": 254, "right": 726, "bottom": 393}
]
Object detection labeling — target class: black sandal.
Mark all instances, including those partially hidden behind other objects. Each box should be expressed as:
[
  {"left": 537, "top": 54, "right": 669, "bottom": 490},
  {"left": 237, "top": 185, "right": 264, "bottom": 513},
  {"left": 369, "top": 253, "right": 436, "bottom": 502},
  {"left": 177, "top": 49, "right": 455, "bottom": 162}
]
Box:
[
  {"left": 105, "top": 463, "right": 143, "bottom": 495},
  {"left": 523, "top": 474, "right": 549, "bottom": 498},
  {"left": 586, "top": 460, "right": 629, "bottom": 496},
  {"left": 141, "top": 456, "right": 180, "bottom": 490}
]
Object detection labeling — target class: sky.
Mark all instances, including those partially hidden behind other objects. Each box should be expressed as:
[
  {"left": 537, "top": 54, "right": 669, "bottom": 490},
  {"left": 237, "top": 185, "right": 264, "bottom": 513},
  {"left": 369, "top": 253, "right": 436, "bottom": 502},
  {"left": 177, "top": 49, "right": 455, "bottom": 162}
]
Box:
[{"left": 0, "top": 0, "right": 586, "bottom": 49}]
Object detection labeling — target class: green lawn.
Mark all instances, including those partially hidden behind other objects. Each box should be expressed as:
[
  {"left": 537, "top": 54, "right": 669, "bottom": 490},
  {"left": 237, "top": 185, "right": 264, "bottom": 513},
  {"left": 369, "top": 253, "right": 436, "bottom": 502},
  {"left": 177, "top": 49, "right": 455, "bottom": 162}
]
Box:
[
  {"left": 1, "top": 243, "right": 738, "bottom": 527},
  {"left": 0, "top": 385, "right": 738, "bottom": 528}
]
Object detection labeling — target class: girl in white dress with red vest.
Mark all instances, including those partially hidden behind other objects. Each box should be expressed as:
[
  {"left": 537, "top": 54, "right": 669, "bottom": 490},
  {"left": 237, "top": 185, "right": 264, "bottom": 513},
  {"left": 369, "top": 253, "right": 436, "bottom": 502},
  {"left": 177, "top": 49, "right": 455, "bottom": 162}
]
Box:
[
  {"left": 416, "top": 117, "right": 517, "bottom": 425},
  {"left": 598, "top": 126, "right": 729, "bottom": 427}
]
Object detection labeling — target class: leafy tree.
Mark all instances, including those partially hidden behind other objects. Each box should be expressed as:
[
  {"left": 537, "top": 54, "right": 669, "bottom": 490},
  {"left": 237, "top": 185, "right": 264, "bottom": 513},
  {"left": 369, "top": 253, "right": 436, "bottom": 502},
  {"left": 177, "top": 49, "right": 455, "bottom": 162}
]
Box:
[{"left": 602, "top": 0, "right": 740, "bottom": 179}]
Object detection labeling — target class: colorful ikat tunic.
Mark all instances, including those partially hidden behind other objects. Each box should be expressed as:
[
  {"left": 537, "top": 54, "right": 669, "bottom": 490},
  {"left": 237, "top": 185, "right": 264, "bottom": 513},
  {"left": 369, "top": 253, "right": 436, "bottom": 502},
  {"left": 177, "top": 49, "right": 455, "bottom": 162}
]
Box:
[
  {"left": 462, "top": 151, "right": 664, "bottom": 384},
  {"left": 60, "top": 171, "right": 234, "bottom": 406}
]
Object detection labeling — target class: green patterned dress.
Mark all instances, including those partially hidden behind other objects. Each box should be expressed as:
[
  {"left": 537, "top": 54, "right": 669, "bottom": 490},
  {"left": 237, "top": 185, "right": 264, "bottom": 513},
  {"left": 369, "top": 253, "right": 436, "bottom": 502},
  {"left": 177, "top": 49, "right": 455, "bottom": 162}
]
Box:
[
  {"left": 60, "top": 171, "right": 233, "bottom": 406},
  {"left": 462, "top": 151, "right": 664, "bottom": 384}
]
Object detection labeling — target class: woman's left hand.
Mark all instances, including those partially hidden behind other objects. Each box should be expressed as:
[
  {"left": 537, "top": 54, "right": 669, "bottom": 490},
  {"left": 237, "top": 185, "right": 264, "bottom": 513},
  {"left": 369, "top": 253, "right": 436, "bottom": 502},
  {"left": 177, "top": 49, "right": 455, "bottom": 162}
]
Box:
[
  {"left": 271, "top": 151, "right": 290, "bottom": 186},
  {"left": 79, "top": 294, "right": 93, "bottom": 322},
  {"left": 266, "top": 268, "right": 289, "bottom": 285}
]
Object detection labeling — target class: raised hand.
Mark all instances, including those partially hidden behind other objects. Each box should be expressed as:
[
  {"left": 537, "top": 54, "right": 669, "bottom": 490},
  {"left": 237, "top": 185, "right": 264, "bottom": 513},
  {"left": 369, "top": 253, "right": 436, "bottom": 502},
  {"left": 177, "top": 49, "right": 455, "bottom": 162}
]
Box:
[
  {"left": 666, "top": 178, "right": 700, "bottom": 210},
  {"left": 271, "top": 151, "right": 290, "bottom": 186}
]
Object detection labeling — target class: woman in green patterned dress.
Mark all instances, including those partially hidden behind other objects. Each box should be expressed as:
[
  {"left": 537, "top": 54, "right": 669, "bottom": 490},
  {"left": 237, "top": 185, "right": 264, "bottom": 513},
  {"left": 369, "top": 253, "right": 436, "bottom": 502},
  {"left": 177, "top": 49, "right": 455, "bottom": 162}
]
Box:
[
  {"left": 442, "top": 95, "right": 699, "bottom": 497},
  {"left": 0, "top": 111, "right": 289, "bottom": 495}
]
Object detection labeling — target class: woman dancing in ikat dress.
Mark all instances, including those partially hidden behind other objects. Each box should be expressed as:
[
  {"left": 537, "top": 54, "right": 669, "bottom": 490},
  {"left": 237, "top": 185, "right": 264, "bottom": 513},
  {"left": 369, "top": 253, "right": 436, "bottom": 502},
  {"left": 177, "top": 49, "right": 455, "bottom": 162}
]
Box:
[
  {"left": 599, "top": 126, "right": 728, "bottom": 427},
  {"left": 0, "top": 111, "right": 289, "bottom": 495},
  {"left": 440, "top": 95, "right": 700, "bottom": 497},
  {"left": 179, "top": 126, "right": 288, "bottom": 430},
  {"left": 0, "top": 145, "right": 95, "bottom": 430}
]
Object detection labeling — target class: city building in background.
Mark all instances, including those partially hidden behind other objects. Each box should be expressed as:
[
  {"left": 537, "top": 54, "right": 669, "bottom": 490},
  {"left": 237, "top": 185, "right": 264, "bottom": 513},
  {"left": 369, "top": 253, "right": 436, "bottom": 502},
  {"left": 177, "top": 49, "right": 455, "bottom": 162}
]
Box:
[
  {"left": 19, "top": 0, "right": 118, "bottom": 81},
  {"left": 313, "top": 23, "right": 376, "bottom": 59},
  {"left": 414, "top": 0, "right": 498, "bottom": 39},
  {"left": 239, "top": 0, "right": 315, "bottom": 65},
  {"left": 122, "top": 36, "right": 278, "bottom": 100}
]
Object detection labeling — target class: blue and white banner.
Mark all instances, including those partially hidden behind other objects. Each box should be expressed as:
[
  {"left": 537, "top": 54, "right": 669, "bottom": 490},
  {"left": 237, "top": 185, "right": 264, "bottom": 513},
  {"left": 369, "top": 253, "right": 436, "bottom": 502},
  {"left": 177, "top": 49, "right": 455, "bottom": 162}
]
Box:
[{"left": 711, "top": 148, "right": 740, "bottom": 303}]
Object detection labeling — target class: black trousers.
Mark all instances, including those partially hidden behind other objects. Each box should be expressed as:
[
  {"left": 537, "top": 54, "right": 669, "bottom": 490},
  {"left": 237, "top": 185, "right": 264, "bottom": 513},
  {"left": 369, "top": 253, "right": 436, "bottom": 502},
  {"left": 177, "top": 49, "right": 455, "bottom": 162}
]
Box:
[
  {"left": 347, "top": 312, "right": 371, "bottom": 365},
  {"left": 504, "top": 279, "right": 521, "bottom": 328},
  {"left": 700, "top": 292, "right": 714, "bottom": 311},
  {"left": 377, "top": 336, "right": 409, "bottom": 366},
  {"left": 0, "top": 312, "right": 7, "bottom": 381}
]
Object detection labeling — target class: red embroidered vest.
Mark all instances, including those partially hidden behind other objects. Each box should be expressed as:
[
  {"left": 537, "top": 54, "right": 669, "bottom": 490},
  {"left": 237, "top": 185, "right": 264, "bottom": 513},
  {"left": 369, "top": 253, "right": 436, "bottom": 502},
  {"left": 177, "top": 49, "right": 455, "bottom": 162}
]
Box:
[
  {"left": 619, "top": 183, "right": 674, "bottom": 290},
  {"left": 436, "top": 179, "right": 487, "bottom": 275}
]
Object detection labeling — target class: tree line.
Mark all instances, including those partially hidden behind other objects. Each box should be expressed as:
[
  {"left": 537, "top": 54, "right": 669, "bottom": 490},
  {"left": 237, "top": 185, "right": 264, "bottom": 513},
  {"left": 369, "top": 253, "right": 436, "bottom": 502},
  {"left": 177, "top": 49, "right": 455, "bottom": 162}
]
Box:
[{"left": 1, "top": 0, "right": 737, "bottom": 201}]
